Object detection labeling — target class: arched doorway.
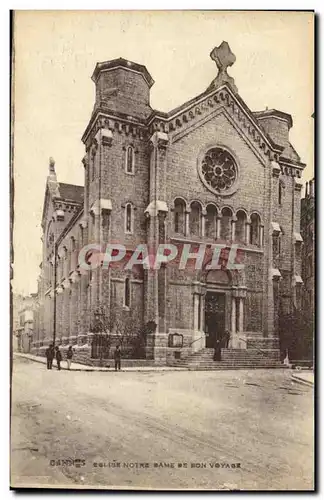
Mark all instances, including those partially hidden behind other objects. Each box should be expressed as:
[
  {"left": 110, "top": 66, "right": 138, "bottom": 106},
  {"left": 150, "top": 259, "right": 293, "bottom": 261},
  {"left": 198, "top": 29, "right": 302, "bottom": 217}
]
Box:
[{"left": 204, "top": 269, "right": 231, "bottom": 348}]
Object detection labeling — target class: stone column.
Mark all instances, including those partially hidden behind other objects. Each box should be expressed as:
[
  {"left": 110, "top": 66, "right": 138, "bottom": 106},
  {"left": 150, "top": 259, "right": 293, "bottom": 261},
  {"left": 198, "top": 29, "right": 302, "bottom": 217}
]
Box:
[
  {"left": 144, "top": 131, "right": 169, "bottom": 362},
  {"left": 185, "top": 209, "right": 190, "bottom": 237},
  {"left": 231, "top": 295, "right": 236, "bottom": 335},
  {"left": 193, "top": 294, "right": 199, "bottom": 332},
  {"left": 89, "top": 203, "right": 100, "bottom": 313},
  {"left": 69, "top": 275, "right": 79, "bottom": 344},
  {"left": 192, "top": 283, "right": 206, "bottom": 352},
  {"left": 216, "top": 216, "right": 221, "bottom": 240},
  {"left": 56, "top": 288, "right": 63, "bottom": 344},
  {"left": 61, "top": 282, "right": 70, "bottom": 345},
  {"left": 201, "top": 210, "right": 206, "bottom": 238},
  {"left": 231, "top": 216, "right": 236, "bottom": 242},
  {"left": 239, "top": 297, "right": 244, "bottom": 332},
  {"left": 245, "top": 220, "right": 251, "bottom": 245},
  {"left": 78, "top": 273, "right": 89, "bottom": 345}
]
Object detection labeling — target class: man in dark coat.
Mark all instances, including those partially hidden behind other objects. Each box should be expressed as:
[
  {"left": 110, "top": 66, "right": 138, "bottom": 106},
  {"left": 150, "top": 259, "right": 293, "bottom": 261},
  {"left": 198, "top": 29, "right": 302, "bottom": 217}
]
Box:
[
  {"left": 114, "top": 345, "right": 122, "bottom": 371},
  {"left": 55, "top": 346, "right": 62, "bottom": 371},
  {"left": 66, "top": 346, "right": 73, "bottom": 370},
  {"left": 213, "top": 338, "right": 222, "bottom": 361},
  {"left": 224, "top": 329, "right": 231, "bottom": 349},
  {"left": 45, "top": 344, "right": 54, "bottom": 370}
]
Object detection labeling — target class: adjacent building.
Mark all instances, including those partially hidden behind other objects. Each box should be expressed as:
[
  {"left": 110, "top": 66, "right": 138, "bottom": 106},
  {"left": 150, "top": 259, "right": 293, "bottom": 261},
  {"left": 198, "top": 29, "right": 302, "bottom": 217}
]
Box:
[
  {"left": 33, "top": 42, "right": 306, "bottom": 366},
  {"left": 299, "top": 178, "right": 315, "bottom": 360},
  {"left": 15, "top": 294, "right": 38, "bottom": 353}
]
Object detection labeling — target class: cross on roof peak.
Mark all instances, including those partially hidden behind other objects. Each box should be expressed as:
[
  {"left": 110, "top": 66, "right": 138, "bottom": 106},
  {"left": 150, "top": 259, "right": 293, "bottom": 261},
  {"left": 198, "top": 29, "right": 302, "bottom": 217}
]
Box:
[
  {"left": 210, "top": 41, "right": 236, "bottom": 73},
  {"left": 208, "top": 41, "right": 238, "bottom": 93}
]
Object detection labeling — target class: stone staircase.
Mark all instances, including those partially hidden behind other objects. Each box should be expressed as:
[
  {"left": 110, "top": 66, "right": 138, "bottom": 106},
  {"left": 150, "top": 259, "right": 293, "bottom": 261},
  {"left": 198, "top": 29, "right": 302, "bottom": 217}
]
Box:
[{"left": 168, "top": 347, "right": 283, "bottom": 370}]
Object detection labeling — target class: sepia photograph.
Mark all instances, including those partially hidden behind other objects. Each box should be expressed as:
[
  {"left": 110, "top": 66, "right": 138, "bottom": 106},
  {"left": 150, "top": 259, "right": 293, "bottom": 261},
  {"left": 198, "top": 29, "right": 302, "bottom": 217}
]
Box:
[{"left": 10, "top": 10, "right": 315, "bottom": 490}]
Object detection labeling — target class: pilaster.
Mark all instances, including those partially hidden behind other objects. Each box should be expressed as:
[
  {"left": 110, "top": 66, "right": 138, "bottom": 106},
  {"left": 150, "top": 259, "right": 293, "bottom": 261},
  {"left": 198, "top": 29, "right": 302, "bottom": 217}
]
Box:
[{"left": 144, "top": 131, "right": 169, "bottom": 360}]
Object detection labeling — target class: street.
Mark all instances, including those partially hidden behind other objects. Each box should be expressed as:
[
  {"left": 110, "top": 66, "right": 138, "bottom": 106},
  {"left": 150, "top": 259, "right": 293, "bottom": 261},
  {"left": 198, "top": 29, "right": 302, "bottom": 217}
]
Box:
[{"left": 11, "top": 355, "right": 314, "bottom": 490}]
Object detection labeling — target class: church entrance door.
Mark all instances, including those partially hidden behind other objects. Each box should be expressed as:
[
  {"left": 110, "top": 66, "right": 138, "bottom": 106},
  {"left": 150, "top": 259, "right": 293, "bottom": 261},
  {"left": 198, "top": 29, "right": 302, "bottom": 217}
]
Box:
[{"left": 205, "top": 292, "right": 226, "bottom": 348}]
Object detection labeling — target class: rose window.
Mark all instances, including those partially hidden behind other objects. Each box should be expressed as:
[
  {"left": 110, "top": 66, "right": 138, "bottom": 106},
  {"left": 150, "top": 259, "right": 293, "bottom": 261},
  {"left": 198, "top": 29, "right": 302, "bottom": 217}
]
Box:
[{"left": 200, "top": 147, "right": 237, "bottom": 194}]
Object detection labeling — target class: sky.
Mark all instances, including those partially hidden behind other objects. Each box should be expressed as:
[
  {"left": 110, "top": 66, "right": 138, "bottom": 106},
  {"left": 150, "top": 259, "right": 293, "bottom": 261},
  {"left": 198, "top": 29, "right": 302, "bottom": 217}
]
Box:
[{"left": 12, "top": 10, "right": 314, "bottom": 295}]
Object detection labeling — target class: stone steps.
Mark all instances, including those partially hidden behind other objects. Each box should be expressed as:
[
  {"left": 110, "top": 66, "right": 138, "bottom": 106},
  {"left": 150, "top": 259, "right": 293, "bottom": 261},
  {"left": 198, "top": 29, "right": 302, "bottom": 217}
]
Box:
[
  {"left": 167, "top": 347, "right": 282, "bottom": 370},
  {"left": 169, "top": 363, "right": 283, "bottom": 370}
]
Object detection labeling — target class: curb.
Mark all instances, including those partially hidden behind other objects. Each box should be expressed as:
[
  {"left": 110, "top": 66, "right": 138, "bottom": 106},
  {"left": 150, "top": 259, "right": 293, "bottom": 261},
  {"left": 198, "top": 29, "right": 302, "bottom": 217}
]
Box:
[
  {"left": 291, "top": 374, "right": 314, "bottom": 387},
  {"left": 14, "top": 353, "right": 110, "bottom": 372},
  {"left": 13, "top": 353, "right": 187, "bottom": 372}
]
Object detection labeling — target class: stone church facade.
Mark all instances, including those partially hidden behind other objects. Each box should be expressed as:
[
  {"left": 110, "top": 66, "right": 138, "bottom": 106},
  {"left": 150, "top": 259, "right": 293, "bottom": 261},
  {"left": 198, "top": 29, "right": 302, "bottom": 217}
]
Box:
[{"left": 33, "top": 42, "right": 305, "bottom": 365}]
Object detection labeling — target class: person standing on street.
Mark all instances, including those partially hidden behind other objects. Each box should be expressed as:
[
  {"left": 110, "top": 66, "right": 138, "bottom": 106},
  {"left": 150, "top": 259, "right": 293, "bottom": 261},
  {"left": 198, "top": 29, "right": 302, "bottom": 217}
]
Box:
[
  {"left": 224, "top": 329, "right": 231, "bottom": 349},
  {"left": 114, "top": 345, "right": 122, "bottom": 371},
  {"left": 45, "top": 343, "right": 54, "bottom": 370},
  {"left": 213, "top": 337, "right": 222, "bottom": 361},
  {"left": 55, "top": 346, "right": 62, "bottom": 371},
  {"left": 66, "top": 346, "right": 73, "bottom": 370}
]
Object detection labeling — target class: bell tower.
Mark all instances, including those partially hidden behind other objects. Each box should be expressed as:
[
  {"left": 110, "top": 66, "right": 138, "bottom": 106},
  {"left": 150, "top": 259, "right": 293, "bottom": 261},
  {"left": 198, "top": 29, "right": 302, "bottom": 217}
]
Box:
[{"left": 91, "top": 57, "right": 154, "bottom": 120}]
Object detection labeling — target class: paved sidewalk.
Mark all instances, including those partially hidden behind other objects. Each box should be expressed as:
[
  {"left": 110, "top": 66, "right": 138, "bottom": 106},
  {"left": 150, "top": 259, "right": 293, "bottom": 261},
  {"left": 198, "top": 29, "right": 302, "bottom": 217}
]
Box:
[
  {"left": 13, "top": 352, "right": 186, "bottom": 372},
  {"left": 291, "top": 370, "right": 314, "bottom": 387}
]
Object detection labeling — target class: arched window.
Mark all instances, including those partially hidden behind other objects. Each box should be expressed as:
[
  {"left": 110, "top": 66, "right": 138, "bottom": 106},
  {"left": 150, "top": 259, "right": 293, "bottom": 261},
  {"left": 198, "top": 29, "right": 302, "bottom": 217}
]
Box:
[
  {"left": 189, "top": 201, "right": 202, "bottom": 237},
  {"left": 57, "top": 256, "right": 61, "bottom": 282},
  {"left": 126, "top": 146, "right": 135, "bottom": 174},
  {"left": 91, "top": 148, "right": 96, "bottom": 182},
  {"left": 279, "top": 182, "right": 283, "bottom": 205},
  {"left": 125, "top": 203, "right": 133, "bottom": 233},
  {"left": 235, "top": 210, "right": 247, "bottom": 243},
  {"left": 220, "top": 207, "right": 233, "bottom": 241},
  {"left": 174, "top": 198, "right": 186, "bottom": 235},
  {"left": 250, "top": 213, "right": 261, "bottom": 246},
  {"left": 124, "top": 277, "right": 131, "bottom": 308},
  {"left": 70, "top": 237, "right": 76, "bottom": 270},
  {"left": 80, "top": 225, "right": 84, "bottom": 247},
  {"left": 205, "top": 204, "right": 217, "bottom": 239},
  {"left": 90, "top": 211, "right": 95, "bottom": 240}
]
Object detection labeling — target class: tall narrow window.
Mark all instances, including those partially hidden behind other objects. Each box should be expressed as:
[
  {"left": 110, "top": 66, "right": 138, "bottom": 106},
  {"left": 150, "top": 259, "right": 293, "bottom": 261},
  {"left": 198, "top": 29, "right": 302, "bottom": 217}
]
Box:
[
  {"left": 279, "top": 182, "right": 282, "bottom": 205},
  {"left": 57, "top": 256, "right": 61, "bottom": 282},
  {"left": 124, "top": 277, "right": 131, "bottom": 308},
  {"left": 189, "top": 201, "right": 202, "bottom": 237},
  {"left": 272, "top": 235, "right": 279, "bottom": 257},
  {"left": 205, "top": 204, "right": 217, "bottom": 239},
  {"left": 174, "top": 198, "right": 186, "bottom": 235},
  {"left": 220, "top": 207, "right": 233, "bottom": 241},
  {"left": 250, "top": 213, "right": 261, "bottom": 246},
  {"left": 235, "top": 210, "right": 247, "bottom": 243},
  {"left": 80, "top": 225, "right": 84, "bottom": 247},
  {"left": 71, "top": 237, "right": 76, "bottom": 270},
  {"left": 91, "top": 150, "right": 96, "bottom": 182},
  {"left": 126, "top": 146, "right": 134, "bottom": 174},
  {"left": 125, "top": 203, "right": 132, "bottom": 233},
  {"left": 90, "top": 211, "right": 95, "bottom": 240}
]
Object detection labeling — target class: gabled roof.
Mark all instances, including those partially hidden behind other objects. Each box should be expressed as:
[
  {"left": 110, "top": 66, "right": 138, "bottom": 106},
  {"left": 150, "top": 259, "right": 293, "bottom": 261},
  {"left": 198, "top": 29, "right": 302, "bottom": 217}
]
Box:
[
  {"left": 41, "top": 182, "right": 84, "bottom": 230},
  {"left": 148, "top": 82, "right": 285, "bottom": 156},
  {"left": 58, "top": 183, "right": 84, "bottom": 204}
]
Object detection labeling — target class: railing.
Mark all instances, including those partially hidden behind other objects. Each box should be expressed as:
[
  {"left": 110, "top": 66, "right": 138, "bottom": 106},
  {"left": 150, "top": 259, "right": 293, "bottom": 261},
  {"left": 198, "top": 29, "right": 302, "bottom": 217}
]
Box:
[
  {"left": 236, "top": 336, "right": 273, "bottom": 358},
  {"left": 186, "top": 334, "right": 277, "bottom": 360},
  {"left": 188, "top": 335, "right": 206, "bottom": 347}
]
